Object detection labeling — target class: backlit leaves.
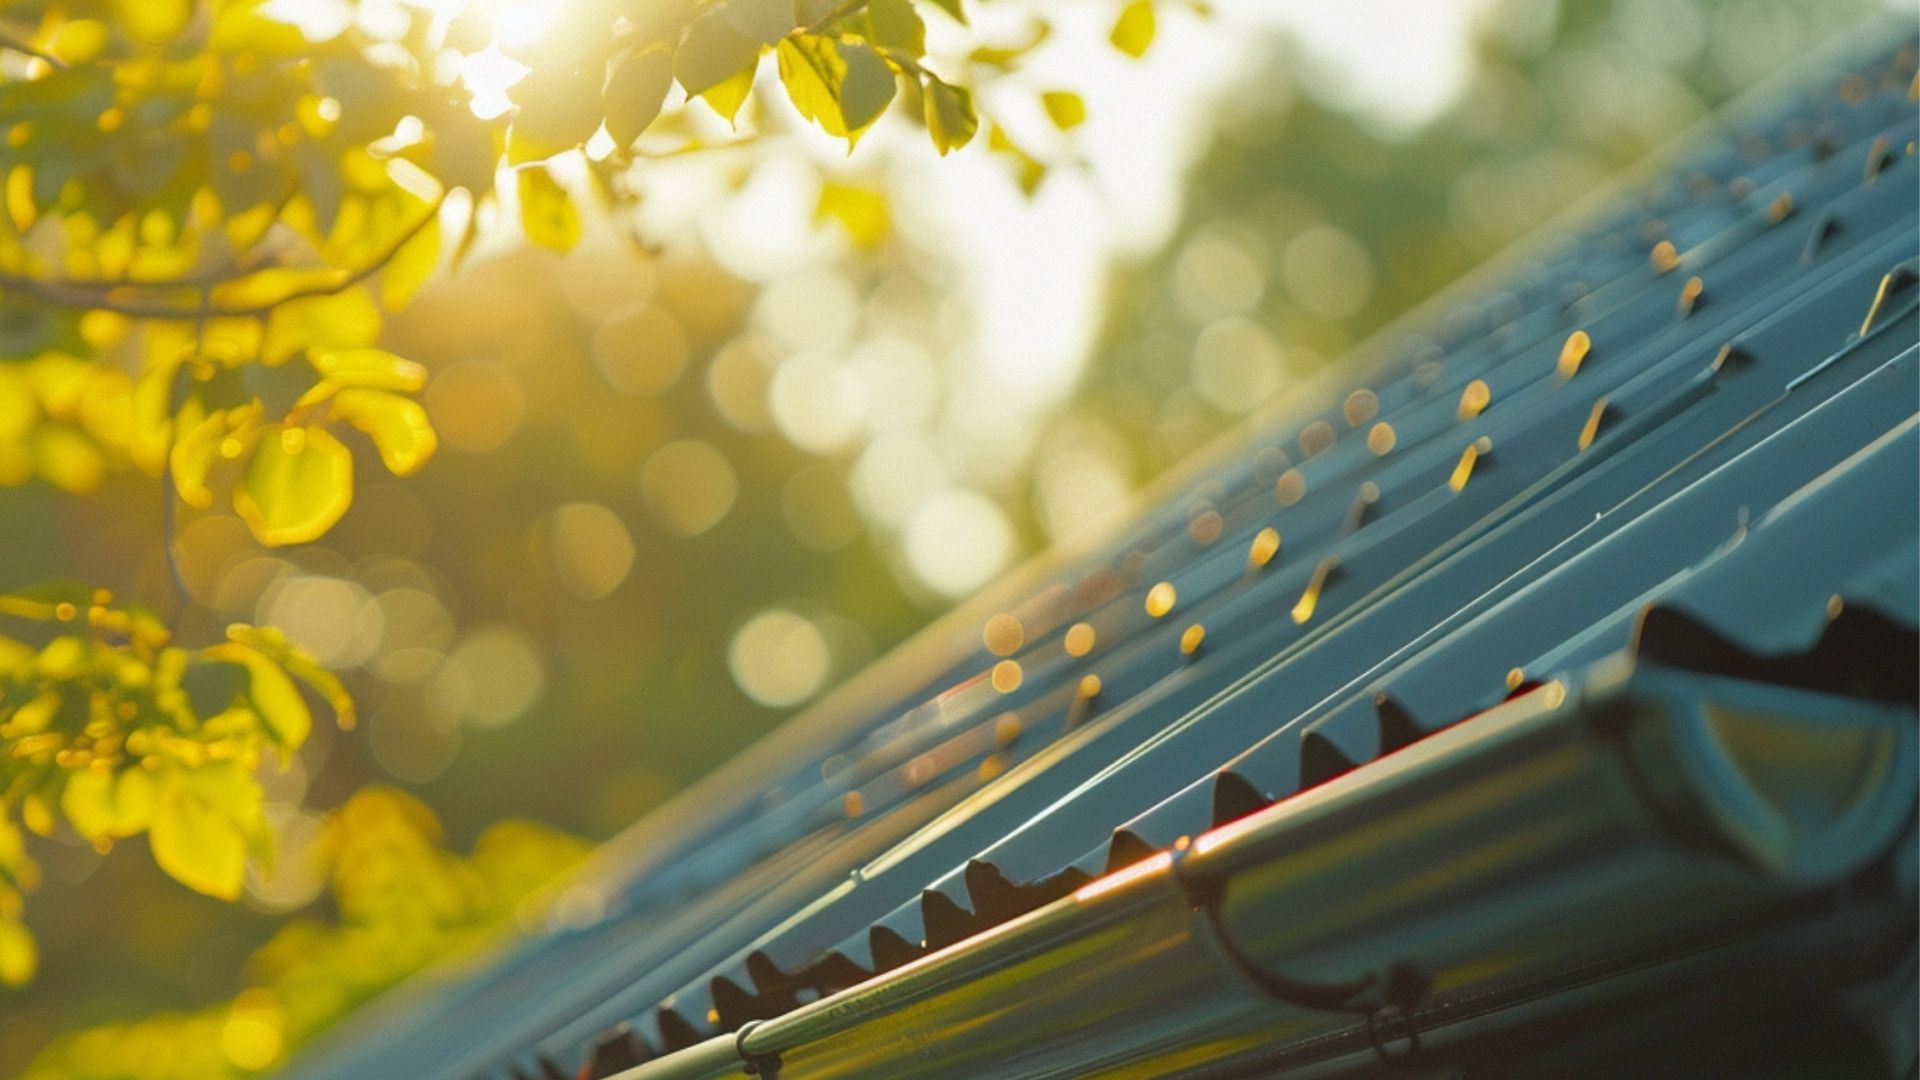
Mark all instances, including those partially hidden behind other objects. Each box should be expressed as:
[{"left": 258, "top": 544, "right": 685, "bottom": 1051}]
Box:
[
  {"left": 0, "top": 0, "right": 1136, "bottom": 990},
  {"left": 162, "top": 346, "right": 434, "bottom": 546},
  {"left": 22, "top": 789, "right": 588, "bottom": 1073},
  {"left": 0, "top": 595, "right": 348, "bottom": 951}
]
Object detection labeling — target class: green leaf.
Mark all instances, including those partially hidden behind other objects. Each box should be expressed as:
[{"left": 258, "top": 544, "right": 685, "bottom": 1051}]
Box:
[
  {"left": 677, "top": 9, "right": 764, "bottom": 96},
  {"left": 181, "top": 659, "right": 247, "bottom": 719},
  {"left": 870, "top": 0, "right": 927, "bottom": 55},
  {"left": 837, "top": 43, "right": 897, "bottom": 138},
  {"left": 517, "top": 165, "right": 581, "bottom": 252},
  {"left": 241, "top": 351, "right": 325, "bottom": 417},
  {"left": 1041, "top": 90, "right": 1086, "bottom": 130},
  {"left": 330, "top": 388, "right": 437, "bottom": 476},
  {"left": 1110, "top": 0, "right": 1156, "bottom": 58},
  {"left": 234, "top": 425, "right": 354, "bottom": 547},
  {"left": 922, "top": 73, "right": 977, "bottom": 154},
  {"left": 605, "top": 46, "right": 677, "bottom": 147},
  {"left": 725, "top": 0, "right": 796, "bottom": 45}
]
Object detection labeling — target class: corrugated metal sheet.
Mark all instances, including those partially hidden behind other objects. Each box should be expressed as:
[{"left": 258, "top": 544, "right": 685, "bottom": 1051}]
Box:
[{"left": 283, "top": 33, "right": 1920, "bottom": 1080}]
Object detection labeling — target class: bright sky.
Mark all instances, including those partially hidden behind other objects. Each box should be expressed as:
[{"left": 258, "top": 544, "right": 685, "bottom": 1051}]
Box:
[{"left": 905, "top": 0, "right": 1493, "bottom": 412}]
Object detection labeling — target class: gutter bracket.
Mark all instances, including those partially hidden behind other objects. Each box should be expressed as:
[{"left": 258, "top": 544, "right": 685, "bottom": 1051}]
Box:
[{"left": 1179, "top": 864, "right": 1433, "bottom": 1071}]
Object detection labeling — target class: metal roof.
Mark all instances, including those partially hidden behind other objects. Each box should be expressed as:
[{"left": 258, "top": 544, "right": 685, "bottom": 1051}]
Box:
[{"left": 283, "top": 32, "right": 1920, "bottom": 1080}]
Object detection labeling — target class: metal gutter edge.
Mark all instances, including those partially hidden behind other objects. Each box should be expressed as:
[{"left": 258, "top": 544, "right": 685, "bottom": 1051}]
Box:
[{"left": 612, "top": 656, "right": 1916, "bottom": 1079}]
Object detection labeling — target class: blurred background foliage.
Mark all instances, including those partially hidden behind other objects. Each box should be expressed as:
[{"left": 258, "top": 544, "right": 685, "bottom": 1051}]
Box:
[{"left": 0, "top": 0, "right": 1895, "bottom": 1076}]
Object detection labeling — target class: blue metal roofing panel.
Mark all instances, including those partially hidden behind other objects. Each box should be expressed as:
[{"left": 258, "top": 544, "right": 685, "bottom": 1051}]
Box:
[{"left": 282, "top": 33, "right": 1920, "bottom": 1080}]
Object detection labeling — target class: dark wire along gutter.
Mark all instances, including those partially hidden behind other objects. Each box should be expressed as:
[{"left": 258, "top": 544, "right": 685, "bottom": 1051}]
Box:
[{"left": 609, "top": 657, "right": 1917, "bottom": 1079}]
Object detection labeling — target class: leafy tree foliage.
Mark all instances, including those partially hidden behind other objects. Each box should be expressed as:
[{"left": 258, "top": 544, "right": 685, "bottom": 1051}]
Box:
[
  {"left": 0, "top": 0, "right": 1155, "bottom": 997},
  {"left": 21, "top": 787, "right": 587, "bottom": 1079}
]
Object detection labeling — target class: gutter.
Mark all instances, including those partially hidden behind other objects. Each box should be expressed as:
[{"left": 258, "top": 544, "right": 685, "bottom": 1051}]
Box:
[{"left": 611, "top": 656, "right": 1916, "bottom": 1079}]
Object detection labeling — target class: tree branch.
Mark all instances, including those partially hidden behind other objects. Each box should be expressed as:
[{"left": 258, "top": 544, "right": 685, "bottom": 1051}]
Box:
[
  {"left": 799, "top": 0, "right": 869, "bottom": 35},
  {"left": 0, "top": 196, "right": 445, "bottom": 321},
  {"left": 0, "top": 30, "right": 67, "bottom": 71}
]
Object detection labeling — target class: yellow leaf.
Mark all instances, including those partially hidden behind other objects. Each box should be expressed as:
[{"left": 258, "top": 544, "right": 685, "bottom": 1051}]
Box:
[
  {"left": 0, "top": 367, "right": 34, "bottom": 442},
  {"left": 700, "top": 65, "right": 758, "bottom": 126},
  {"left": 0, "top": 635, "right": 31, "bottom": 670},
  {"left": 1041, "top": 90, "right": 1086, "bottom": 130},
  {"left": 61, "top": 767, "right": 156, "bottom": 842},
  {"left": 169, "top": 403, "right": 262, "bottom": 509},
  {"left": 46, "top": 19, "right": 108, "bottom": 65},
  {"left": 114, "top": 0, "right": 191, "bottom": 44},
  {"left": 20, "top": 795, "right": 53, "bottom": 838},
  {"left": 816, "top": 182, "right": 889, "bottom": 248},
  {"left": 234, "top": 425, "right": 354, "bottom": 547},
  {"left": 30, "top": 425, "right": 105, "bottom": 494},
  {"left": 5, "top": 691, "right": 54, "bottom": 735},
  {"left": 1110, "top": 0, "right": 1156, "bottom": 58},
  {"left": 329, "top": 388, "right": 436, "bottom": 476},
  {"left": 236, "top": 649, "right": 312, "bottom": 748},
  {"left": 517, "top": 166, "right": 580, "bottom": 253},
  {"left": 0, "top": 919, "right": 34, "bottom": 986},
  {"left": 922, "top": 74, "right": 977, "bottom": 155},
  {"left": 778, "top": 36, "right": 848, "bottom": 137},
  {"left": 264, "top": 288, "right": 383, "bottom": 363},
  {"left": 988, "top": 124, "right": 1046, "bottom": 195},
  {"left": 381, "top": 214, "right": 441, "bottom": 310},
  {"left": 150, "top": 767, "right": 258, "bottom": 901},
  {"left": 301, "top": 348, "right": 428, "bottom": 404},
  {"left": 225, "top": 625, "right": 357, "bottom": 732}
]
